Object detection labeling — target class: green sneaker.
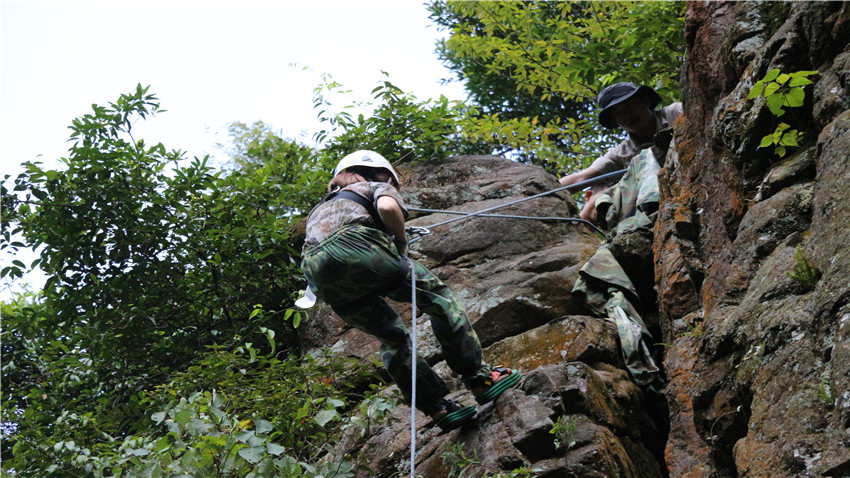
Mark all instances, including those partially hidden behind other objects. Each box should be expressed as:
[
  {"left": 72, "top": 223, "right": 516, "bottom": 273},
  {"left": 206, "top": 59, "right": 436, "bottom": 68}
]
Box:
[
  {"left": 432, "top": 398, "right": 476, "bottom": 433},
  {"left": 473, "top": 367, "right": 521, "bottom": 405}
]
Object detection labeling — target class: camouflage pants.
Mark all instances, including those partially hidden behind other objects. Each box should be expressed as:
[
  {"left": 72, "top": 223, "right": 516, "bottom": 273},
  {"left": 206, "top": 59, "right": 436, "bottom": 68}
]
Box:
[{"left": 301, "top": 224, "right": 490, "bottom": 415}]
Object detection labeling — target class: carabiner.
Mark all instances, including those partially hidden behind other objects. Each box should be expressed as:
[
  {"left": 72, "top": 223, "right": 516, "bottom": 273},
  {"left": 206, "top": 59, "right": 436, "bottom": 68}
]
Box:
[{"left": 405, "top": 226, "right": 431, "bottom": 237}]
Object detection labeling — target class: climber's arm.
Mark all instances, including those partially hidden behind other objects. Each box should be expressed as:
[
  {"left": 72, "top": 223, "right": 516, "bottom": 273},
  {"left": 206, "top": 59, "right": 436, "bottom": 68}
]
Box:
[{"left": 377, "top": 196, "right": 408, "bottom": 255}]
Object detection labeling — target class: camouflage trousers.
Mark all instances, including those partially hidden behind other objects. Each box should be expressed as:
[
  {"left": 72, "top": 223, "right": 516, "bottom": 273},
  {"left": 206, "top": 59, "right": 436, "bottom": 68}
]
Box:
[{"left": 301, "top": 224, "right": 490, "bottom": 415}]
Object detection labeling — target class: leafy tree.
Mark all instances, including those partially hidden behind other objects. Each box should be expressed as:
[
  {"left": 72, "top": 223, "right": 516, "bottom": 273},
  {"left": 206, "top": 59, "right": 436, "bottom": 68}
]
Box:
[
  {"left": 314, "top": 73, "right": 494, "bottom": 164},
  {"left": 2, "top": 296, "right": 392, "bottom": 476},
  {"left": 1, "top": 86, "right": 325, "bottom": 475},
  {"left": 428, "top": 0, "right": 685, "bottom": 171}
]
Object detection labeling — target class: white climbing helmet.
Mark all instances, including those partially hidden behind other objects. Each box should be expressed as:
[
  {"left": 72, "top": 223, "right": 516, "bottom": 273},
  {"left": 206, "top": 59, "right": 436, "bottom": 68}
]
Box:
[{"left": 333, "top": 150, "right": 400, "bottom": 185}]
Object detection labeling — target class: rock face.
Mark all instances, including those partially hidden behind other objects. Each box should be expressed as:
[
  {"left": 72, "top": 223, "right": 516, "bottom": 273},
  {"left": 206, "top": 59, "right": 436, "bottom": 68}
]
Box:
[
  {"left": 658, "top": 2, "right": 850, "bottom": 477},
  {"left": 301, "top": 156, "right": 668, "bottom": 477},
  {"left": 300, "top": 2, "right": 850, "bottom": 476}
]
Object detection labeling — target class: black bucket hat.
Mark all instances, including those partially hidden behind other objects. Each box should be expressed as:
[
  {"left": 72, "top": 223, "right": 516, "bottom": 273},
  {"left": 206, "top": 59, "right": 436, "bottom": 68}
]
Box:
[{"left": 597, "top": 82, "right": 663, "bottom": 129}]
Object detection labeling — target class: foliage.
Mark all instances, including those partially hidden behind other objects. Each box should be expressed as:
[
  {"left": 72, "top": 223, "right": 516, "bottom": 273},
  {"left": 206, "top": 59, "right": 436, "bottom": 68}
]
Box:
[
  {"left": 440, "top": 442, "right": 535, "bottom": 478},
  {"left": 0, "top": 86, "right": 330, "bottom": 475},
  {"left": 312, "top": 73, "right": 493, "bottom": 165},
  {"left": 428, "top": 0, "right": 685, "bottom": 171},
  {"left": 757, "top": 122, "right": 802, "bottom": 158},
  {"left": 748, "top": 69, "right": 817, "bottom": 117},
  {"left": 677, "top": 317, "right": 704, "bottom": 339},
  {"left": 815, "top": 371, "right": 835, "bottom": 406},
  {"left": 221, "top": 121, "right": 330, "bottom": 214},
  {"left": 3, "top": 331, "right": 386, "bottom": 476},
  {"left": 786, "top": 244, "right": 820, "bottom": 292},
  {"left": 3, "top": 84, "right": 311, "bottom": 384},
  {"left": 484, "top": 468, "right": 534, "bottom": 478},
  {"left": 550, "top": 414, "right": 579, "bottom": 450},
  {"left": 441, "top": 441, "right": 481, "bottom": 478},
  {"left": 748, "top": 69, "right": 818, "bottom": 157}
]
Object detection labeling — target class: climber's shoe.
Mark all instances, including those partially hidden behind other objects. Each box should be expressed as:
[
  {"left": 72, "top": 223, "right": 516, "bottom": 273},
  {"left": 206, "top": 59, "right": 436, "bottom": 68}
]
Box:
[
  {"left": 472, "top": 367, "right": 521, "bottom": 405},
  {"left": 431, "top": 398, "right": 476, "bottom": 433}
]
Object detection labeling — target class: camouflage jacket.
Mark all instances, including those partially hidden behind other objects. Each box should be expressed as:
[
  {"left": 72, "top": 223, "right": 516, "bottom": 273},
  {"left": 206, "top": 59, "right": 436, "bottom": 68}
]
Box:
[
  {"left": 594, "top": 147, "right": 662, "bottom": 234},
  {"left": 303, "top": 181, "right": 407, "bottom": 252}
]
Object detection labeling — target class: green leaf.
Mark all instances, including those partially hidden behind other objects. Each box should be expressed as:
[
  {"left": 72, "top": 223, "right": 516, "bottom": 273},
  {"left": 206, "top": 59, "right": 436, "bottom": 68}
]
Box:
[
  {"left": 764, "top": 82, "right": 781, "bottom": 96},
  {"left": 775, "top": 73, "right": 790, "bottom": 85},
  {"left": 748, "top": 81, "right": 765, "bottom": 99},
  {"left": 780, "top": 132, "right": 799, "bottom": 146},
  {"left": 766, "top": 94, "right": 786, "bottom": 116},
  {"left": 174, "top": 409, "right": 192, "bottom": 426},
  {"left": 237, "top": 446, "right": 265, "bottom": 464},
  {"left": 151, "top": 411, "right": 166, "bottom": 424},
  {"left": 295, "top": 405, "right": 310, "bottom": 421},
  {"left": 266, "top": 443, "right": 286, "bottom": 456},
  {"left": 235, "top": 430, "right": 256, "bottom": 443},
  {"left": 254, "top": 419, "right": 273, "bottom": 434},
  {"left": 763, "top": 68, "right": 781, "bottom": 82},
  {"left": 788, "top": 76, "right": 813, "bottom": 87},
  {"left": 759, "top": 134, "right": 775, "bottom": 148},
  {"left": 315, "top": 409, "right": 339, "bottom": 426},
  {"left": 785, "top": 87, "right": 805, "bottom": 107}
]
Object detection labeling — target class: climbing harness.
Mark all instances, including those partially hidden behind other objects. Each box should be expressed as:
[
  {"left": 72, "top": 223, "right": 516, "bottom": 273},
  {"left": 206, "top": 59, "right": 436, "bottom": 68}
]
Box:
[
  {"left": 322, "top": 189, "right": 385, "bottom": 228},
  {"left": 406, "top": 168, "right": 626, "bottom": 243}
]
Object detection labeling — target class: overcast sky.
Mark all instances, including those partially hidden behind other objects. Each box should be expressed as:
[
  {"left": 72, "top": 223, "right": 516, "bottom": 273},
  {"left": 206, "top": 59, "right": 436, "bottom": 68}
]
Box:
[{"left": 1, "top": 0, "right": 468, "bottom": 299}]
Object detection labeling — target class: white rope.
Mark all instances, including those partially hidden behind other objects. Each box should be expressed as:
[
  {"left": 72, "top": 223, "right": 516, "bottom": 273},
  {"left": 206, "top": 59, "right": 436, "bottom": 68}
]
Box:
[{"left": 408, "top": 257, "right": 417, "bottom": 478}]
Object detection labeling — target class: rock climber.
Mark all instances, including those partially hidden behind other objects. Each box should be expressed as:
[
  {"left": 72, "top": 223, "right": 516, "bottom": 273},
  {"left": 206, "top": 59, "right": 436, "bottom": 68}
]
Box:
[
  {"left": 300, "top": 150, "right": 521, "bottom": 432},
  {"left": 559, "top": 82, "right": 682, "bottom": 222}
]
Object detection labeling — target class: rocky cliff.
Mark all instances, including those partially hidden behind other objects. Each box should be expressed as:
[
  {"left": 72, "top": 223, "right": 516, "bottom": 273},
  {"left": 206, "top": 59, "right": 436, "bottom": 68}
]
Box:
[
  {"left": 658, "top": 2, "right": 850, "bottom": 477},
  {"left": 300, "top": 2, "right": 850, "bottom": 477}
]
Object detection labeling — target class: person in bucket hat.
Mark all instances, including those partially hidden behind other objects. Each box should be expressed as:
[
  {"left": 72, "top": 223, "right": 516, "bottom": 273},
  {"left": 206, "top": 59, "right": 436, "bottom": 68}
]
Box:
[
  {"left": 300, "top": 150, "right": 521, "bottom": 433},
  {"left": 559, "top": 82, "right": 682, "bottom": 222}
]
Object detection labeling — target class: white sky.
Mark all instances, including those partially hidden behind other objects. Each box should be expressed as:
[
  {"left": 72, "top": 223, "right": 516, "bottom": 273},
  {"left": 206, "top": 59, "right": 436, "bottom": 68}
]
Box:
[{"left": 0, "top": 0, "right": 467, "bottom": 299}]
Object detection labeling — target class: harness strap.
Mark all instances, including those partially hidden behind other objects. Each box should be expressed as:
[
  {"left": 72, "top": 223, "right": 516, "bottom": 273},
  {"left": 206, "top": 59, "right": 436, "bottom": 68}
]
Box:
[{"left": 324, "top": 189, "right": 384, "bottom": 229}]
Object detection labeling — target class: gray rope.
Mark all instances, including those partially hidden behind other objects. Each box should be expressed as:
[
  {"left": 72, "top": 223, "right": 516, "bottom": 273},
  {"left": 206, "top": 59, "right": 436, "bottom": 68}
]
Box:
[
  {"left": 403, "top": 169, "right": 625, "bottom": 472},
  {"left": 408, "top": 257, "right": 417, "bottom": 478},
  {"left": 407, "top": 207, "right": 607, "bottom": 237},
  {"left": 407, "top": 168, "right": 625, "bottom": 243}
]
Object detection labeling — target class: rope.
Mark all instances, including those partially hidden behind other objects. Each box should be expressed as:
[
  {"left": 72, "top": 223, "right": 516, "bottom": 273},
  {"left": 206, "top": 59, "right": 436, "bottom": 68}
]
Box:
[
  {"left": 403, "top": 168, "right": 626, "bottom": 474},
  {"left": 407, "top": 207, "right": 607, "bottom": 236},
  {"left": 408, "top": 257, "right": 417, "bottom": 478},
  {"left": 408, "top": 168, "right": 625, "bottom": 243}
]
